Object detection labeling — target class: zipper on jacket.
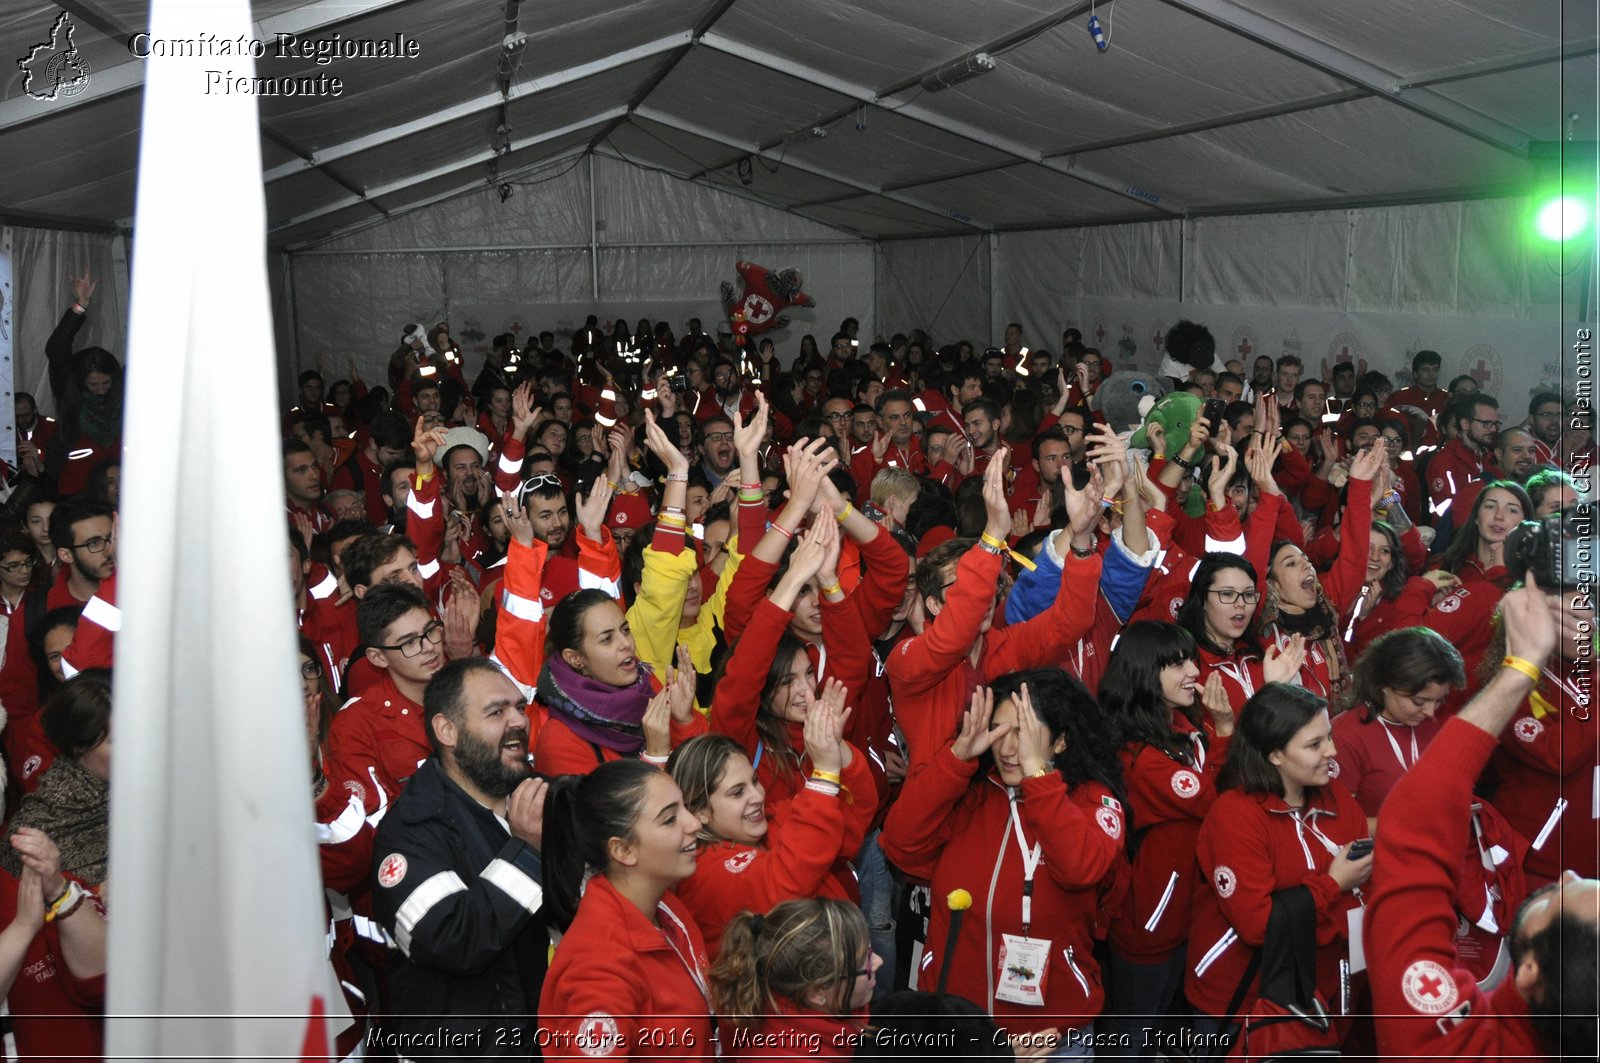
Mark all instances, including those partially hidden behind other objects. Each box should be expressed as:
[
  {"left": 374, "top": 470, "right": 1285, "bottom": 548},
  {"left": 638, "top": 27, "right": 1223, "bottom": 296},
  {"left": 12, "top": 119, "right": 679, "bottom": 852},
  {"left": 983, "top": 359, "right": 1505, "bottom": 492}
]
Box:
[
  {"left": 1193, "top": 927, "right": 1237, "bottom": 977},
  {"left": 1143, "top": 871, "right": 1179, "bottom": 932},
  {"left": 1064, "top": 946, "right": 1090, "bottom": 997}
]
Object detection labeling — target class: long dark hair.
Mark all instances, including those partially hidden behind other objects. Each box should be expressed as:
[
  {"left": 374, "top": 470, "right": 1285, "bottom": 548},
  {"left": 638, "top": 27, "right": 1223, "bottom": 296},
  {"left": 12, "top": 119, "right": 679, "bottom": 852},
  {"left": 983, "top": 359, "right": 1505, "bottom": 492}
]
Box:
[
  {"left": 990, "top": 668, "right": 1127, "bottom": 810},
  {"left": 541, "top": 760, "right": 661, "bottom": 931},
  {"left": 754, "top": 633, "right": 811, "bottom": 788},
  {"left": 1175, "top": 553, "right": 1262, "bottom": 656},
  {"left": 1369, "top": 521, "right": 1409, "bottom": 602},
  {"left": 1436, "top": 480, "right": 1532, "bottom": 576},
  {"left": 1099, "top": 622, "right": 1203, "bottom": 764},
  {"left": 1346, "top": 627, "right": 1464, "bottom": 721},
  {"left": 1216, "top": 683, "right": 1326, "bottom": 796}
]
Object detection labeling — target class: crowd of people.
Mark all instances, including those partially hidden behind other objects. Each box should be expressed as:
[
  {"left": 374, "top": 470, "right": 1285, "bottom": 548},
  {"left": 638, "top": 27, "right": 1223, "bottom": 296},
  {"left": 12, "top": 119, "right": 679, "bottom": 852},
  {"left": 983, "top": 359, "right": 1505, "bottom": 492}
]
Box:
[{"left": 0, "top": 273, "right": 1593, "bottom": 1061}]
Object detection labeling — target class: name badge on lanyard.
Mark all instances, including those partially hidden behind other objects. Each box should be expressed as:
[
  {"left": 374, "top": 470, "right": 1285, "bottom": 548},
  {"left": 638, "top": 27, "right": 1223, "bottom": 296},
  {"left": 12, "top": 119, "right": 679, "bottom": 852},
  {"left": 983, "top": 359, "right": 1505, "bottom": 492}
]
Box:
[{"left": 996, "top": 795, "right": 1051, "bottom": 1006}]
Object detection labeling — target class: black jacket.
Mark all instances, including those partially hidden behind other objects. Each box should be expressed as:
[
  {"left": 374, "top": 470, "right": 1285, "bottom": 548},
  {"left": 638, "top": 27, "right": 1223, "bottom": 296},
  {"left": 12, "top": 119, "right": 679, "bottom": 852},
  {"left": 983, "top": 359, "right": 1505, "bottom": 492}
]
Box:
[{"left": 371, "top": 759, "right": 547, "bottom": 1059}]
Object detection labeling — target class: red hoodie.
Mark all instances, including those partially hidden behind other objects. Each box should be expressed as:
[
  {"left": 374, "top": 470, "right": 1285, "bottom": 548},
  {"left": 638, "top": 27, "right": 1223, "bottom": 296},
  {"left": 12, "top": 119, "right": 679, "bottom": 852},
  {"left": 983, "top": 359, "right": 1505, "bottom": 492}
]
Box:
[{"left": 882, "top": 746, "right": 1127, "bottom": 1035}]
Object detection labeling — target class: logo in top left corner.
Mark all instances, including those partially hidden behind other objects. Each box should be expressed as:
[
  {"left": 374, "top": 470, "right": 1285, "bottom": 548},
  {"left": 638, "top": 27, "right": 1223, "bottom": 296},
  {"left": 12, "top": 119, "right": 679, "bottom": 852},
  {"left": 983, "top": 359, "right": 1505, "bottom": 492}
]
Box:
[{"left": 17, "top": 12, "right": 93, "bottom": 101}]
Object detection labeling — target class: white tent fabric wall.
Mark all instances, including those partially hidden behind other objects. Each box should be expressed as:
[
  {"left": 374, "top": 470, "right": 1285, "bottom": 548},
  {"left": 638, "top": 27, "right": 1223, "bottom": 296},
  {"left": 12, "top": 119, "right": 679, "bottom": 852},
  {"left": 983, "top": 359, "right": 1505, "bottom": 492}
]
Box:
[
  {"left": 287, "top": 153, "right": 873, "bottom": 378},
  {"left": 874, "top": 235, "right": 992, "bottom": 348},
  {"left": 10, "top": 226, "right": 128, "bottom": 415}
]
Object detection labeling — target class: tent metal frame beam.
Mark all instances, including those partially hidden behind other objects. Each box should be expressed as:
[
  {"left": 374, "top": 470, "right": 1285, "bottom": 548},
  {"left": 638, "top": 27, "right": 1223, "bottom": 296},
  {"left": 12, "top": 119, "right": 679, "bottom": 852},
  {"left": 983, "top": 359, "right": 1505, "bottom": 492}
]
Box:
[
  {"left": 0, "top": 0, "right": 425, "bottom": 131},
  {"left": 1398, "top": 38, "right": 1600, "bottom": 90},
  {"left": 695, "top": 32, "right": 1186, "bottom": 215},
  {"left": 634, "top": 106, "right": 989, "bottom": 231},
  {"left": 262, "top": 33, "right": 691, "bottom": 183},
  {"left": 1156, "top": 0, "right": 1531, "bottom": 157},
  {"left": 273, "top": 108, "right": 626, "bottom": 234}
]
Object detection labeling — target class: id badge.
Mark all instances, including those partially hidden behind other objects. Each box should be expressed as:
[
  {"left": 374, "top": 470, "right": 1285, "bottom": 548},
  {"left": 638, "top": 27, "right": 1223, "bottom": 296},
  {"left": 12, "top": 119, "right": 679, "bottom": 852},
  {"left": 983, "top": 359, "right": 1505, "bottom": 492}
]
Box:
[
  {"left": 1346, "top": 906, "right": 1366, "bottom": 974},
  {"left": 996, "top": 933, "right": 1051, "bottom": 1006}
]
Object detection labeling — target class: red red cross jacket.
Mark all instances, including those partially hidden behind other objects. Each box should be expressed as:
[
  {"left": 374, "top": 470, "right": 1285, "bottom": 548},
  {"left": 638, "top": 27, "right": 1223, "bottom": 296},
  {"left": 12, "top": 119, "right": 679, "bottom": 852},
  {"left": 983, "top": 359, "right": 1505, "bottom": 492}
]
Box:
[
  {"left": 1491, "top": 656, "right": 1599, "bottom": 881},
  {"left": 674, "top": 779, "right": 867, "bottom": 956},
  {"left": 1185, "top": 784, "right": 1368, "bottom": 1019},
  {"left": 883, "top": 747, "right": 1128, "bottom": 1035},
  {"left": 539, "top": 875, "right": 715, "bottom": 1060},
  {"left": 1367, "top": 718, "right": 1544, "bottom": 1061},
  {"left": 325, "top": 671, "right": 431, "bottom": 812},
  {"left": 1426, "top": 437, "right": 1499, "bottom": 519},
  {"left": 1110, "top": 719, "right": 1231, "bottom": 963}
]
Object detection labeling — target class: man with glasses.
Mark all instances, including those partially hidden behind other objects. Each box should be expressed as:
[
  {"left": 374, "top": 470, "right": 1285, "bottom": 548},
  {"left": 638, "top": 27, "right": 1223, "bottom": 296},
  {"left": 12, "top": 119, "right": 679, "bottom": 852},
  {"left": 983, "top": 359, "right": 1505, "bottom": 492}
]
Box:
[
  {"left": 0, "top": 530, "right": 38, "bottom": 618},
  {"left": 850, "top": 391, "right": 926, "bottom": 496},
  {"left": 1523, "top": 392, "right": 1564, "bottom": 465},
  {"left": 327, "top": 584, "right": 448, "bottom": 826},
  {"left": 697, "top": 414, "right": 738, "bottom": 485},
  {"left": 1428, "top": 395, "right": 1503, "bottom": 519}
]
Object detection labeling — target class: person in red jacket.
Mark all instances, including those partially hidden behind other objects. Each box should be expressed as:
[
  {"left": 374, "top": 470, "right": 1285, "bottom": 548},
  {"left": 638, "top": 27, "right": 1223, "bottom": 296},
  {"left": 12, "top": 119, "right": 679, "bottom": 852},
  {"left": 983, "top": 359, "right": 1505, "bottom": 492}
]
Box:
[
  {"left": 1425, "top": 481, "right": 1530, "bottom": 678},
  {"left": 710, "top": 898, "right": 878, "bottom": 1062},
  {"left": 1346, "top": 520, "right": 1456, "bottom": 659},
  {"left": 882, "top": 669, "right": 1129, "bottom": 1056},
  {"left": 886, "top": 450, "right": 1101, "bottom": 772},
  {"left": 1485, "top": 570, "right": 1599, "bottom": 884},
  {"left": 540, "top": 760, "right": 716, "bottom": 1060},
  {"left": 1368, "top": 579, "right": 1597, "bottom": 1063},
  {"left": 1185, "top": 684, "right": 1371, "bottom": 1035},
  {"left": 1387, "top": 349, "right": 1449, "bottom": 422},
  {"left": 1427, "top": 394, "right": 1503, "bottom": 520},
  {"left": 1097, "top": 622, "right": 1235, "bottom": 1053},
  {"left": 669, "top": 697, "right": 875, "bottom": 954},
  {"left": 1174, "top": 554, "right": 1305, "bottom": 718}
]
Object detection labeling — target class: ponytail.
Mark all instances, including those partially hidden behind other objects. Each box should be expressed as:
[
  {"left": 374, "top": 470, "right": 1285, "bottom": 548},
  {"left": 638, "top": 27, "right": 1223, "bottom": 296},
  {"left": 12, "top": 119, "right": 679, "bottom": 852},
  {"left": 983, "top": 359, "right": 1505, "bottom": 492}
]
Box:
[
  {"left": 541, "top": 760, "right": 658, "bottom": 931},
  {"left": 710, "top": 899, "right": 870, "bottom": 1028},
  {"left": 709, "top": 911, "right": 767, "bottom": 1028}
]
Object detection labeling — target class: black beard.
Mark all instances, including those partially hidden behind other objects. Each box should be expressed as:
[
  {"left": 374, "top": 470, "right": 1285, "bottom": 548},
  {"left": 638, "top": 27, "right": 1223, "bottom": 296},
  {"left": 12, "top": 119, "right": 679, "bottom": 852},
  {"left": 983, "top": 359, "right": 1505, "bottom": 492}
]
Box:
[
  {"left": 454, "top": 725, "right": 530, "bottom": 799},
  {"left": 72, "top": 555, "right": 105, "bottom": 584}
]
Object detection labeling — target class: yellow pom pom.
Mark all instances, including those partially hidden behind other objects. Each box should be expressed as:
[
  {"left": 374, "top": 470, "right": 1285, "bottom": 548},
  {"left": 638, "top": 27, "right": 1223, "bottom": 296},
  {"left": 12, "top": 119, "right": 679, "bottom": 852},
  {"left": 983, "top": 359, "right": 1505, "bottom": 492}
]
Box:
[{"left": 947, "top": 888, "right": 973, "bottom": 912}]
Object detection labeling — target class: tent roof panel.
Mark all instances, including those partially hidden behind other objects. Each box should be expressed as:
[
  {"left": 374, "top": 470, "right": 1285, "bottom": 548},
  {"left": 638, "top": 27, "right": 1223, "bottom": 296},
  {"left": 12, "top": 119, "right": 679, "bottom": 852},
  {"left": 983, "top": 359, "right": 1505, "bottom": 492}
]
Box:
[
  {"left": 517, "top": 0, "right": 703, "bottom": 64},
  {"left": 1434, "top": 63, "right": 1600, "bottom": 145},
  {"left": 0, "top": 92, "right": 140, "bottom": 224},
  {"left": 643, "top": 46, "right": 856, "bottom": 147},
  {"left": 914, "top": 164, "right": 1168, "bottom": 227},
  {"left": 803, "top": 196, "right": 970, "bottom": 237}
]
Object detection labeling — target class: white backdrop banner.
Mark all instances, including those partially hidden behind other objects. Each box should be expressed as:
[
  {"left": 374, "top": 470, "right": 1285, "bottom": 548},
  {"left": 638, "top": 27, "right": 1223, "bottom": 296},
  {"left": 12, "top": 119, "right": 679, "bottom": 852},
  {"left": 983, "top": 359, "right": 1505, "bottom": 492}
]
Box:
[{"left": 1066, "top": 297, "right": 1573, "bottom": 409}]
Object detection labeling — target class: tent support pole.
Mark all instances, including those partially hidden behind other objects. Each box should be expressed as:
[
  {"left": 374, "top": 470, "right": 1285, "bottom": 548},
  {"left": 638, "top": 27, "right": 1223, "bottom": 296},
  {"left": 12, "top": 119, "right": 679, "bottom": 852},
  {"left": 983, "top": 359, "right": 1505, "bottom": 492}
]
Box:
[{"left": 589, "top": 155, "right": 600, "bottom": 301}]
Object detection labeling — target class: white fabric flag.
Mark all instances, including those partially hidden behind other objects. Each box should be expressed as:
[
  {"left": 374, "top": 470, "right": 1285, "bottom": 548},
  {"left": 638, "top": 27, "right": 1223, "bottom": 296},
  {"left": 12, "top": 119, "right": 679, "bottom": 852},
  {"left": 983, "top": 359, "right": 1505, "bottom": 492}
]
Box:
[{"left": 105, "top": 0, "right": 342, "bottom": 1057}]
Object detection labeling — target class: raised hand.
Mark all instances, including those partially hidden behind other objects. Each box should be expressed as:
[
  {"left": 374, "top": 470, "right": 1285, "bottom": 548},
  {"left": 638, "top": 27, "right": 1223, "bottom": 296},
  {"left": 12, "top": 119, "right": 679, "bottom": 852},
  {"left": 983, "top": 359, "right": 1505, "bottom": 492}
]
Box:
[
  {"left": 804, "top": 677, "right": 852, "bottom": 775},
  {"left": 1207, "top": 443, "right": 1239, "bottom": 509},
  {"left": 411, "top": 416, "right": 449, "bottom": 469},
  {"left": 501, "top": 489, "right": 534, "bottom": 546},
  {"left": 1086, "top": 425, "right": 1126, "bottom": 499},
  {"left": 642, "top": 688, "right": 673, "bottom": 759},
  {"left": 1013, "top": 682, "right": 1054, "bottom": 778},
  {"left": 1143, "top": 418, "right": 1167, "bottom": 457},
  {"left": 510, "top": 383, "right": 541, "bottom": 440},
  {"left": 507, "top": 777, "right": 550, "bottom": 851},
  {"left": 1200, "top": 672, "right": 1234, "bottom": 737},
  {"left": 574, "top": 477, "right": 615, "bottom": 542},
  {"left": 951, "top": 434, "right": 975, "bottom": 477},
  {"left": 781, "top": 437, "right": 838, "bottom": 515},
  {"left": 812, "top": 500, "right": 843, "bottom": 590},
  {"left": 732, "top": 393, "right": 769, "bottom": 459},
  {"left": 951, "top": 686, "right": 1009, "bottom": 761},
  {"left": 1185, "top": 415, "right": 1213, "bottom": 454},
  {"left": 10, "top": 828, "right": 64, "bottom": 902},
  {"left": 1263, "top": 634, "right": 1307, "bottom": 685},
  {"left": 68, "top": 267, "right": 98, "bottom": 307},
  {"left": 1348, "top": 440, "right": 1386, "bottom": 482},
  {"left": 1500, "top": 578, "right": 1558, "bottom": 665},
  {"left": 442, "top": 573, "right": 477, "bottom": 660},
  {"left": 642, "top": 410, "right": 689, "bottom": 475},
  {"left": 667, "top": 644, "right": 698, "bottom": 722},
  {"left": 1062, "top": 460, "right": 1104, "bottom": 538},
  {"left": 980, "top": 447, "right": 1012, "bottom": 540},
  {"left": 1244, "top": 444, "right": 1280, "bottom": 496}
]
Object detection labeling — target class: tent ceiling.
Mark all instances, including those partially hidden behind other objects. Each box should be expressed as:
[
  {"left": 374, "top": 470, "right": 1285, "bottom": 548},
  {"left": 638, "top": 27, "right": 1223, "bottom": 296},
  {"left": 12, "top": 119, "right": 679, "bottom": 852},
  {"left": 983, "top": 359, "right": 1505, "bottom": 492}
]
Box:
[{"left": 1, "top": 0, "right": 1592, "bottom": 246}]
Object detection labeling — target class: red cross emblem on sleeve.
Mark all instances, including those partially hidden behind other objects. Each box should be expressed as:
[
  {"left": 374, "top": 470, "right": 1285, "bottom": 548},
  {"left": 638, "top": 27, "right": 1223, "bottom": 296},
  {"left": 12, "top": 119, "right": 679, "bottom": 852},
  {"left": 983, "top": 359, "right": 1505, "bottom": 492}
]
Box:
[
  {"left": 1171, "top": 769, "right": 1201, "bottom": 798},
  {"left": 1401, "top": 959, "right": 1459, "bottom": 1015}
]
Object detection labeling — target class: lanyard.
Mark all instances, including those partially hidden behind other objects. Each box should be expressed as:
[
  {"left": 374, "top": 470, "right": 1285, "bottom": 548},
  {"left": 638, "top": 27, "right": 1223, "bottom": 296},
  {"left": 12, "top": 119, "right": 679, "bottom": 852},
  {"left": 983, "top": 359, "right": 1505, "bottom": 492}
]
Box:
[
  {"left": 1377, "top": 716, "right": 1420, "bottom": 772},
  {"left": 1211, "top": 658, "right": 1256, "bottom": 699},
  {"left": 659, "top": 903, "right": 716, "bottom": 1016},
  {"left": 1190, "top": 730, "right": 1207, "bottom": 771},
  {"left": 1007, "top": 793, "right": 1043, "bottom": 938}
]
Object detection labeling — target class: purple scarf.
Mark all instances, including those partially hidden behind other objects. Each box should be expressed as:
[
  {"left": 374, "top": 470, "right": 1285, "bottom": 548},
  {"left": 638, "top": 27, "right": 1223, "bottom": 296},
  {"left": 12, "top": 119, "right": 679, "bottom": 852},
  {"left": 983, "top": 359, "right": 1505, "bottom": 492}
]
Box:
[{"left": 537, "top": 656, "right": 655, "bottom": 755}]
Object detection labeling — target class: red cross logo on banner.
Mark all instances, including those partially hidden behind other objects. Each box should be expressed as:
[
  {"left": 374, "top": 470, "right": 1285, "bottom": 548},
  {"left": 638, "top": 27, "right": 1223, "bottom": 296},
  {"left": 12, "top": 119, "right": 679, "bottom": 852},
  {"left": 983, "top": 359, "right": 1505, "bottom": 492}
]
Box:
[
  {"left": 1470, "top": 359, "right": 1493, "bottom": 385},
  {"left": 744, "top": 293, "right": 775, "bottom": 324},
  {"left": 1236, "top": 336, "right": 1252, "bottom": 357}
]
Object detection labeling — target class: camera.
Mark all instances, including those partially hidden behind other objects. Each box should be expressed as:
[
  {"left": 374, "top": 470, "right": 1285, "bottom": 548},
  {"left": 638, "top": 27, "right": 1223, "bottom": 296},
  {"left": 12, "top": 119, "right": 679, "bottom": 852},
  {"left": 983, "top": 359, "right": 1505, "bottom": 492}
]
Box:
[
  {"left": 668, "top": 371, "right": 692, "bottom": 394},
  {"left": 1504, "top": 510, "right": 1593, "bottom": 590}
]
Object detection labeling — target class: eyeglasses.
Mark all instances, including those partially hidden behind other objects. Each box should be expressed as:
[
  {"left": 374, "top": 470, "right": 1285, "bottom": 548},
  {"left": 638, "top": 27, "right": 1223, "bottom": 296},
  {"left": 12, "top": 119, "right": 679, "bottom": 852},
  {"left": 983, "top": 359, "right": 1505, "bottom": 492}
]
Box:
[
  {"left": 71, "top": 535, "right": 113, "bottom": 554},
  {"left": 826, "top": 411, "right": 850, "bottom": 422},
  {"left": 299, "top": 660, "right": 322, "bottom": 680},
  {"left": 375, "top": 620, "right": 445, "bottom": 658},
  {"left": 702, "top": 432, "right": 734, "bottom": 443},
  {"left": 1059, "top": 425, "right": 1085, "bottom": 437},
  {"left": 1472, "top": 418, "right": 1502, "bottom": 429},
  {"left": 0, "top": 557, "right": 35, "bottom": 575},
  {"left": 1209, "top": 588, "right": 1260, "bottom": 605}
]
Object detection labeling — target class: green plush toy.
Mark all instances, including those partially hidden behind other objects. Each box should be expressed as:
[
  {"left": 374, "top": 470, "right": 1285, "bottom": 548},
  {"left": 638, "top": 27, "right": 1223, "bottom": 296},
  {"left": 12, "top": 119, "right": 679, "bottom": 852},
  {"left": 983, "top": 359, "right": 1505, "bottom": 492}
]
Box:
[{"left": 1129, "top": 391, "right": 1202, "bottom": 454}]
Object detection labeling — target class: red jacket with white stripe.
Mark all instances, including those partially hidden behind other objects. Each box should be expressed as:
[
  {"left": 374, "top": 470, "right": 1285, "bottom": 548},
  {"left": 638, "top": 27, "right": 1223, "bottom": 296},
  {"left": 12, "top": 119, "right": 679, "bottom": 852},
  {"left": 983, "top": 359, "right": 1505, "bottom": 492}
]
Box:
[
  {"left": 674, "top": 780, "right": 864, "bottom": 956},
  {"left": 1109, "top": 719, "right": 1230, "bottom": 962},
  {"left": 1185, "top": 784, "right": 1368, "bottom": 1018},
  {"left": 881, "top": 746, "right": 1128, "bottom": 1034},
  {"left": 1366, "top": 718, "right": 1545, "bottom": 1061},
  {"left": 325, "top": 671, "right": 431, "bottom": 814},
  {"left": 885, "top": 547, "right": 1100, "bottom": 773},
  {"left": 1491, "top": 656, "right": 1598, "bottom": 881}
]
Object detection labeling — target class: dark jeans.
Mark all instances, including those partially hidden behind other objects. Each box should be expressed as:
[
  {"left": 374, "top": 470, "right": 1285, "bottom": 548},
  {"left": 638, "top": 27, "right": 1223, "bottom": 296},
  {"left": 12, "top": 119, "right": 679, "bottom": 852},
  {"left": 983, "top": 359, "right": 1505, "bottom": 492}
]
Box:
[{"left": 1099, "top": 949, "right": 1187, "bottom": 1058}]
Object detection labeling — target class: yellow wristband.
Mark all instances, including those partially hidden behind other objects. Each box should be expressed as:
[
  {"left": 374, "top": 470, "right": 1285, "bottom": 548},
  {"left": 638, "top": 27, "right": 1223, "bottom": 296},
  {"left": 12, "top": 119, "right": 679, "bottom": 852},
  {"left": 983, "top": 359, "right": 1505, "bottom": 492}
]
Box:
[
  {"left": 1502, "top": 656, "right": 1542, "bottom": 684},
  {"left": 810, "top": 770, "right": 843, "bottom": 784},
  {"left": 821, "top": 582, "right": 843, "bottom": 597},
  {"left": 835, "top": 503, "right": 853, "bottom": 523},
  {"left": 980, "top": 532, "right": 1008, "bottom": 551}
]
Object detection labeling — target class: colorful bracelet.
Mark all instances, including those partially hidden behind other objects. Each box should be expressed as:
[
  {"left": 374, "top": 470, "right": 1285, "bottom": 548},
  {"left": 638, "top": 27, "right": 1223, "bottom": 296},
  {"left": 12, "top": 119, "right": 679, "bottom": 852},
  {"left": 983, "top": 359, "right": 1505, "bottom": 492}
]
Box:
[
  {"left": 810, "top": 770, "right": 843, "bottom": 785},
  {"left": 979, "top": 532, "right": 1008, "bottom": 551},
  {"left": 769, "top": 520, "right": 794, "bottom": 539},
  {"left": 821, "top": 582, "right": 843, "bottom": 597},
  {"left": 835, "top": 502, "right": 854, "bottom": 523},
  {"left": 1502, "top": 656, "right": 1542, "bottom": 684}
]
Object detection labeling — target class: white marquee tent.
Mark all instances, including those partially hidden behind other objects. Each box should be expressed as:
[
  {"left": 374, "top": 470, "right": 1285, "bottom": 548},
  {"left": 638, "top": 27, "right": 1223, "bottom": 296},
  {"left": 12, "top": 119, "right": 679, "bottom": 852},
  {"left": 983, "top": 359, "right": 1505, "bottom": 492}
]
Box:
[{"left": 3, "top": 0, "right": 1598, "bottom": 408}]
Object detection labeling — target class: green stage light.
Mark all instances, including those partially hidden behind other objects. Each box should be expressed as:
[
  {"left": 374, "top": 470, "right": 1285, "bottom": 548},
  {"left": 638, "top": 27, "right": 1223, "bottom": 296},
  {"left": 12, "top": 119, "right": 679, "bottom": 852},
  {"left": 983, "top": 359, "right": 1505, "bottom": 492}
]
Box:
[{"left": 1535, "top": 196, "right": 1589, "bottom": 241}]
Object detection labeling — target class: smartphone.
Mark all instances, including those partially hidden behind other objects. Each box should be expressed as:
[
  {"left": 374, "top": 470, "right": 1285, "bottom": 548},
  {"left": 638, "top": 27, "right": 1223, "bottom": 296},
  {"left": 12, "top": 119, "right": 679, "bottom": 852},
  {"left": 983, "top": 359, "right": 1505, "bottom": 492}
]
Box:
[
  {"left": 1347, "top": 838, "right": 1374, "bottom": 860},
  {"left": 1202, "top": 398, "right": 1227, "bottom": 434}
]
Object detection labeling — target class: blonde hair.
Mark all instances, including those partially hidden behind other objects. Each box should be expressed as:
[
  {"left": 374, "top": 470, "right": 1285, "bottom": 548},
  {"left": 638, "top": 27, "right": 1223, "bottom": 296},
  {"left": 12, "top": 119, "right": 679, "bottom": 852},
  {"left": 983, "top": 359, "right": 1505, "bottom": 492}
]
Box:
[
  {"left": 710, "top": 899, "right": 870, "bottom": 1028},
  {"left": 667, "top": 733, "right": 749, "bottom": 845},
  {"left": 870, "top": 466, "right": 919, "bottom": 510}
]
